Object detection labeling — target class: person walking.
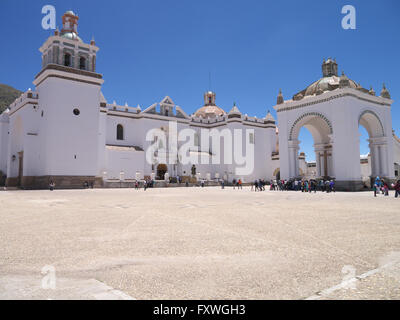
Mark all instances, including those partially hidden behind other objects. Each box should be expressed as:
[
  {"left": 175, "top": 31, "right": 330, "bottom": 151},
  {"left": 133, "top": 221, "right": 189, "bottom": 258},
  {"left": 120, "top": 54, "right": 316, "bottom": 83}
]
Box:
[
  {"left": 238, "top": 179, "right": 243, "bottom": 190},
  {"left": 373, "top": 182, "right": 378, "bottom": 197},
  {"left": 383, "top": 181, "right": 389, "bottom": 196},
  {"left": 144, "top": 180, "right": 147, "bottom": 191},
  {"left": 254, "top": 180, "right": 259, "bottom": 192},
  {"left": 319, "top": 180, "right": 324, "bottom": 192},
  {"left": 394, "top": 180, "right": 400, "bottom": 198},
  {"left": 330, "top": 180, "right": 335, "bottom": 193},
  {"left": 374, "top": 176, "right": 382, "bottom": 195},
  {"left": 49, "top": 180, "right": 55, "bottom": 191}
]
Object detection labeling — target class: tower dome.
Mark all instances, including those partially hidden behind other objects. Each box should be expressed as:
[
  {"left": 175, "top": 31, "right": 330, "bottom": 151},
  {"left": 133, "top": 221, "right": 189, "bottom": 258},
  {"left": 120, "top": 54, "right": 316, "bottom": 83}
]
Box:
[
  {"left": 322, "top": 58, "right": 338, "bottom": 77},
  {"left": 194, "top": 91, "right": 226, "bottom": 118},
  {"left": 60, "top": 11, "right": 82, "bottom": 42}
]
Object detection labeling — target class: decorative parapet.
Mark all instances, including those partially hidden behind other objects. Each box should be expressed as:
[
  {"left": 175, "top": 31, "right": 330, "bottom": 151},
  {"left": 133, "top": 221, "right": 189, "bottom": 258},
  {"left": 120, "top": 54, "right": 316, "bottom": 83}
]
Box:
[
  {"left": 273, "top": 87, "right": 393, "bottom": 113},
  {"left": 107, "top": 103, "right": 140, "bottom": 114},
  {"left": 7, "top": 90, "right": 39, "bottom": 114}
]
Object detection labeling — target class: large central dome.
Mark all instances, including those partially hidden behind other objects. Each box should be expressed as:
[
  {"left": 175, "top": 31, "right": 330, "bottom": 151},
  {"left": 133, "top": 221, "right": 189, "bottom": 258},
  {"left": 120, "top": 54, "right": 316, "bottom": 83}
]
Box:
[
  {"left": 292, "top": 58, "right": 362, "bottom": 101},
  {"left": 194, "top": 91, "right": 226, "bottom": 118}
]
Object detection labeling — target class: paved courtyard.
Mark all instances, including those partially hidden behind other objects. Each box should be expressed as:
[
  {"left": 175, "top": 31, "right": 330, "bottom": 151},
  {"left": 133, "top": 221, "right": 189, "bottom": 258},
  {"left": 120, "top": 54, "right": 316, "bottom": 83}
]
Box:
[{"left": 0, "top": 187, "right": 399, "bottom": 300}]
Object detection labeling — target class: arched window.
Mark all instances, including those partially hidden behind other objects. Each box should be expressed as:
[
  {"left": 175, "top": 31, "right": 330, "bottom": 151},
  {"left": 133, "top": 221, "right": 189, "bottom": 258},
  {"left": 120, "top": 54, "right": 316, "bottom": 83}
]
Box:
[
  {"left": 79, "top": 57, "right": 86, "bottom": 70},
  {"left": 117, "top": 124, "right": 124, "bottom": 140},
  {"left": 64, "top": 53, "right": 71, "bottom": 67}
]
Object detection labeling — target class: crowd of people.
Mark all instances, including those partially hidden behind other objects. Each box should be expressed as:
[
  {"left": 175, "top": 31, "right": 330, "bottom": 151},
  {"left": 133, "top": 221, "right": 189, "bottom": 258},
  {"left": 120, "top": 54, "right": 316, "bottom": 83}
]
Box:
[
  {"left": 373, "top": 176, "right": 400, "bottom": 198},
  {"left": 227, "top": 178, "right": 336, "bottom": 193},
  {"left": 268, "top": 179, "right": 335, "bottom": 193},
  {"left": 270, "top": 179, "right": 336, "bottom": 193},
  {"left": 44, "top": 176, "right": 400, "bottom": 197}
]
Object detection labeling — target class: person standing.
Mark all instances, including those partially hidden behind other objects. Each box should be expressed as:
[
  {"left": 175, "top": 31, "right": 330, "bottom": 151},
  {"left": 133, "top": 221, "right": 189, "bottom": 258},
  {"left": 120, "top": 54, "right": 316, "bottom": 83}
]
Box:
[
  {"left": 49, "top": 180, "right": 55, "bottom": 191},
  {"left": 325, "top": 180, "right": 330, "bottom": 193}
]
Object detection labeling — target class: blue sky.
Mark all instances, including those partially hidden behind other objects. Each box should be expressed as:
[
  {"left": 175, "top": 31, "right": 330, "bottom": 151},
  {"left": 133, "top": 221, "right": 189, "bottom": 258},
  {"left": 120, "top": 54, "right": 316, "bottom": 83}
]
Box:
[{"left": 1, "top": 0, "right": 399, "bottom": 161}]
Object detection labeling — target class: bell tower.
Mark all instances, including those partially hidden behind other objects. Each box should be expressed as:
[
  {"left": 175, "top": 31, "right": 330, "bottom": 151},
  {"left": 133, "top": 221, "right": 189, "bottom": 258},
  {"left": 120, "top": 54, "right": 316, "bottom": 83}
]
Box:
[
  {"left": 61, "top": 10, "right": 79, "bottom": 35},
  {"left": 40, "top": 11, "right": 98, "bottom": 72},
  {"left": 32, "top": 11, "right": 104, "bottom": 187}
]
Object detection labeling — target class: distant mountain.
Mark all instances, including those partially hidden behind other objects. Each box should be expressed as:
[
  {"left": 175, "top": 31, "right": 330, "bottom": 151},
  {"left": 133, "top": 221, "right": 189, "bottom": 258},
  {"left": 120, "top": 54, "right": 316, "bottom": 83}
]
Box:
[{"left": 0, "top": 84, "right": 22, "bottom": 114}]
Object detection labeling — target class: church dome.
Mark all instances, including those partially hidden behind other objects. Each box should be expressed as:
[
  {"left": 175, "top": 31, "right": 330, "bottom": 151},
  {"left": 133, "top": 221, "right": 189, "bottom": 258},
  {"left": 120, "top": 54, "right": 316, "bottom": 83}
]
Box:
[
  {"left": 194, "top": 91, "right": 226, "bottom": 118},
  {"left": 304, "top": 75, "right": 358, "bottom": 96},
  {"left": 292, "top": 59, "right": 361, "bottom": 101},
  {"left": 60, "top": 31, "right": 82, "bottom": 42},
  {"left": 195, "top": 105, "right": 226, "bottom": 118}
]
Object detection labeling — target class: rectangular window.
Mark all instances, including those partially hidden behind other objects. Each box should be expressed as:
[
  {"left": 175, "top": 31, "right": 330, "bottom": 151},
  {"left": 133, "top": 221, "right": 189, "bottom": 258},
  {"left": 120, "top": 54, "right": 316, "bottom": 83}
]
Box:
[{"left": 249, "top": 133, "right": 255, "bottom": 144}]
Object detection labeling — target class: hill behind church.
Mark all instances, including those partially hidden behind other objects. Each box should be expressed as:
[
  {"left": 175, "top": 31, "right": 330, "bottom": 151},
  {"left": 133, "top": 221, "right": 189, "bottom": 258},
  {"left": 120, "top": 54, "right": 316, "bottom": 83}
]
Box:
[{"left": 0, "top": 84, "right": 22, "bottom": 114}]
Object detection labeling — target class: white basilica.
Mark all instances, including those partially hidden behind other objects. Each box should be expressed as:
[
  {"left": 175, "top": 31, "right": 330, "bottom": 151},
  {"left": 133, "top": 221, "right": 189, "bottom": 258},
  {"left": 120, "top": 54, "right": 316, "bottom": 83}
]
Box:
[{"left": 0, "top": 11, "right": 399, "bottom": 190}]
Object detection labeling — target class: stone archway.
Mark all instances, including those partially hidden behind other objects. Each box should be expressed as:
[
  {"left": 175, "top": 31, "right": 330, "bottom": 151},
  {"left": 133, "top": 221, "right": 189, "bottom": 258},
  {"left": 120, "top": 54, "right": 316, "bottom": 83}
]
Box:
[
  {"left": 274, "top": 59, "right": 395, "bottom": 190},
  {"left": 358, "top": 110, "right": 387, "bottom": 178},
  {"left": 273, "top": 167, "right": 280, "bottom": 180},
  {"left": 288, "top": 112, "right": 333, "bottom": 179},
  {"left": 156, "top": 164, "right": 168, "bottom": 180}
]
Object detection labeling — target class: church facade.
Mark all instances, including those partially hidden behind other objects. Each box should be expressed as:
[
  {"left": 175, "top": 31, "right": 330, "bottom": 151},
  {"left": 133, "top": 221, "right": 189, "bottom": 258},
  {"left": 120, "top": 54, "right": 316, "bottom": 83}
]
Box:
[{"left": 0, "top": 11, "right": 399, "bottom": 190}]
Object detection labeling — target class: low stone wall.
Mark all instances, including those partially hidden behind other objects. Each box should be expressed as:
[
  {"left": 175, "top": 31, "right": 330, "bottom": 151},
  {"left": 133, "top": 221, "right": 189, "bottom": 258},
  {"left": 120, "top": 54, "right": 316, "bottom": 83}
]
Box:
[
  {"left": 103, "top": 180, "right": 222, "bottom": 188},
  {"left": 334, "top": 180, "right": 364, "bottom": 192},
  {"left": 6, "top": 176, "right": 103, "bottom": 190}
]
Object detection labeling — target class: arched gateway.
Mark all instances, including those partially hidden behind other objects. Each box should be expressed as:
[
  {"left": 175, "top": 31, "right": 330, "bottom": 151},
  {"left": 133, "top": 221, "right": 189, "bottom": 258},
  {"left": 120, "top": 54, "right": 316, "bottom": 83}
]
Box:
[{"left": 274, "top": 59, "right": 395, "bottom": 191}]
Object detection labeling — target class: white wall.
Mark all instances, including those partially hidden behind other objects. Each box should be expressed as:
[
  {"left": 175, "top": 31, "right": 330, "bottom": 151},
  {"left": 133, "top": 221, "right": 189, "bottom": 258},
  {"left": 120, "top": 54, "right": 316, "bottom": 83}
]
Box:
[
  {"left": 275, "top": 88, "right": 394, "bottom": 182},
  {"left": 0, "top": 113, "right": 9, "bottom": 174},
  {"left": 103, "top": 110, "right": 277, "bottom": 182},
  {"left": 105, "top": 148, "right": 144, "bottom": 180},
  {"left": 36, "top": 76, "right": 101, "bottom": 176}
]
